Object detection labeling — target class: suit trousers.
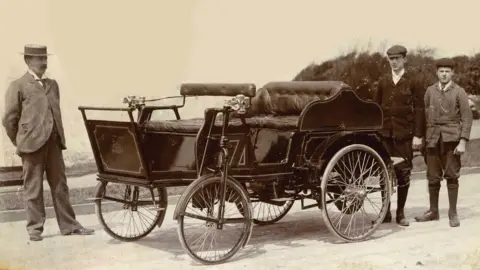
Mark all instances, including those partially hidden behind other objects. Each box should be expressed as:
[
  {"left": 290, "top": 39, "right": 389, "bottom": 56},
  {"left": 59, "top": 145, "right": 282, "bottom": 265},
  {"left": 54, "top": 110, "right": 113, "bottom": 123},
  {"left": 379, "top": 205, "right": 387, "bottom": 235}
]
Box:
[
  {"left": 21, "top": 125, "right": 81, "bottom": 236},
  {"left": 381, "top": 137, "right": 413, "bottom": 211},
  {"left": 381, "top": 137, "right": 413, "bottom": 187}
]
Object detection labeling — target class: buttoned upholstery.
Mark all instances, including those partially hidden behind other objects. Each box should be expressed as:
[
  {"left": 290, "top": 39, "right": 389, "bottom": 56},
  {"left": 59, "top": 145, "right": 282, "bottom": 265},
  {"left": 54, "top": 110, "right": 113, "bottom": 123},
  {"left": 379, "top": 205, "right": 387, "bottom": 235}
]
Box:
[
  {"left": 143, "top": 81, "right": 348, "bottom": 133},
  {"left": 246, "top": 81, "right": 346, "bottom": 116}
]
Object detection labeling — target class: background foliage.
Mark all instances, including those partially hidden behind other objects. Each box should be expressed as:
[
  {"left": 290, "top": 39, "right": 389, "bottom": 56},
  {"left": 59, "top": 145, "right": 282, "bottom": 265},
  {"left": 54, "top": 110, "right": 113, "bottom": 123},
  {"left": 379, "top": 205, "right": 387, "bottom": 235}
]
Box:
[{"left": 293, "top": 44, "right": 480, "bottom": 100}]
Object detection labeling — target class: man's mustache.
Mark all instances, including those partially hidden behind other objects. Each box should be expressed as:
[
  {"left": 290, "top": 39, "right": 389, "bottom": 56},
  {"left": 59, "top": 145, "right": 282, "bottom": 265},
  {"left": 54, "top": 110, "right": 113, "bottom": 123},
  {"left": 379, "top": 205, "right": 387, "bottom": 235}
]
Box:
[{"left": 41, "top": 65, "right": 47, "bottom": 69}]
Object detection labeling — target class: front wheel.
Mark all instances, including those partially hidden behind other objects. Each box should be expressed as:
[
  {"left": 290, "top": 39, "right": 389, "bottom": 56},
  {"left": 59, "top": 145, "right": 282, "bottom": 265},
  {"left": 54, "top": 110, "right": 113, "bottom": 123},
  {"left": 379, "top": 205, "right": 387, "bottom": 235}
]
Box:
[
  {"left": 321, "top": 144, "right": 390, "bottom": 242},
  {"left": 176, "top": 176, "right": 253, "bottom": 265}
]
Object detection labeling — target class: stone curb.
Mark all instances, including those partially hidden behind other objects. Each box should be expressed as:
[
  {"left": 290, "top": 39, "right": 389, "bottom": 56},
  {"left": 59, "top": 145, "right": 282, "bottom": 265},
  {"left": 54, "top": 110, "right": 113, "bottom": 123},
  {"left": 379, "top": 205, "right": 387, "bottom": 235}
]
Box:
[
  {"left": 0, "top": 195, "right": 181, "bottom": 223},
  {"left": 1, "top": 167, "right": 479, "bottom": 224}
]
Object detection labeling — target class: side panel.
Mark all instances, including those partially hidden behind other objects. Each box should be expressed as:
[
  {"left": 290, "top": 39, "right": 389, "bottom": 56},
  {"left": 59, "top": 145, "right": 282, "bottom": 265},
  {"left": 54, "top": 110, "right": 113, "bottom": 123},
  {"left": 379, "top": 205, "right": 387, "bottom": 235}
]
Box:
[
  {"left": 142, "top": 132, "right": 197, "bottom": 172},
  {"left": 308, "top": 131, "right": 390, "bottom": 165},
  {"left": 84, "top": 120, "right": 148, "bottom": 179},
  {"left": 201, "top": 133, "right": 253, "bottom": 170},
  {"left": 299, "top": 89, "right": 383, "bottom": 132},
  {"left": 198, "top": 128, "right": 295, "bottom": 175},
  {"left": 252, "top": 129, "right": 294, "bottom": 165}
]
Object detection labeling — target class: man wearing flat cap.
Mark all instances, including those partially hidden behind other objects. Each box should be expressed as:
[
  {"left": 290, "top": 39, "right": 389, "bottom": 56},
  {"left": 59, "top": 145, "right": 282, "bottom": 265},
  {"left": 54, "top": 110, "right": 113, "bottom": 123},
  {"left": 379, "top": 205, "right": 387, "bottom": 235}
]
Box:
[
  {"left": 2, "top": 44, "right": 94, "bottom": 241},
  {"left": 373, "top": 44, "right": 425, "bottom": 227},
  {"left": 414, "top": 58, "right": 472, "bottom": 227}
]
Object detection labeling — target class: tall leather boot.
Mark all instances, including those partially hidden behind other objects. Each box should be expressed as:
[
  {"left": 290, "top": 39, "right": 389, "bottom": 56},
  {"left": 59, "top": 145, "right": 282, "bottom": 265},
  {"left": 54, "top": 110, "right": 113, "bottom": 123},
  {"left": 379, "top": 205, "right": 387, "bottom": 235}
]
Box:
[
  {"left": 395, "top": 185, "right": 410, "bottom": 226},
  {"left": 414, "top": 187, "right": 440, "bottom": 222},
  {"left": 447, "top": 184, "right": 460, "bottom": 227}
]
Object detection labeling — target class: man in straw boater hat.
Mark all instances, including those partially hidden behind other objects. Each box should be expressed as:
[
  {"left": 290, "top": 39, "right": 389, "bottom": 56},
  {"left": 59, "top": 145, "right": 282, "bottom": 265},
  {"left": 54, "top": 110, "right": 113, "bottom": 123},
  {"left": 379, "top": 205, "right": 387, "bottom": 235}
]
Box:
[
  {"left": 2, "top": 44, "right": 94, "bottom": 241},
  {"left": 414, "top": 58, "right": 472, "bottom": 227},
  {"left": 373, "top": 44, "right": 425, "bottom": 227}
]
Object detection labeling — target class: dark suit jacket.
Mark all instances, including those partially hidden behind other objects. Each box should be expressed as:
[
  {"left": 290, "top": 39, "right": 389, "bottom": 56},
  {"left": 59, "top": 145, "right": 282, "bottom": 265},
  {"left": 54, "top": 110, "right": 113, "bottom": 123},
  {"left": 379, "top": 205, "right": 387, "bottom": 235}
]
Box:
[
  {"left": 2, "top": 72, "right": 66, "bottom": 155},
  {"left": 373, "top": 70, "right": 425, "bottom": 140}
]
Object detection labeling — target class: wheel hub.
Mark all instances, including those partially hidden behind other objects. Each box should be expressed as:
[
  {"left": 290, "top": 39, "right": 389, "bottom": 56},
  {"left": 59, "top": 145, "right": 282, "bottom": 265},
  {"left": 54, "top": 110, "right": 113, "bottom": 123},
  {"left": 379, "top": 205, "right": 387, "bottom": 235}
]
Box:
[{"left": 345, "top": 186, "right": 367, "bottom": 200}]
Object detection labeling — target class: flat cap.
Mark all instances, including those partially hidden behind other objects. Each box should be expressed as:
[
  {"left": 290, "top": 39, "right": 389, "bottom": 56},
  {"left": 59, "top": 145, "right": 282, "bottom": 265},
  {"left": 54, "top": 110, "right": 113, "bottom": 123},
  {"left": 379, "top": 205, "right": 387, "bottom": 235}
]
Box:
[
  {"left": 386, "top": 45, "right": 407, "bottom": 56},
  {"left": 435, "top": 58, "right": 454, "bottom": 69}
]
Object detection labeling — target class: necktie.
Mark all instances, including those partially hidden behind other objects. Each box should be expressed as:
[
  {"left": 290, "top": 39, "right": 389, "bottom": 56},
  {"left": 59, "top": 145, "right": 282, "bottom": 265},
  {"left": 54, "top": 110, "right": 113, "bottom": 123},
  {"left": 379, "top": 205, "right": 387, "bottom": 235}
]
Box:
[{"left": 36, "top": 79, "right": 46, "bottom": 89}]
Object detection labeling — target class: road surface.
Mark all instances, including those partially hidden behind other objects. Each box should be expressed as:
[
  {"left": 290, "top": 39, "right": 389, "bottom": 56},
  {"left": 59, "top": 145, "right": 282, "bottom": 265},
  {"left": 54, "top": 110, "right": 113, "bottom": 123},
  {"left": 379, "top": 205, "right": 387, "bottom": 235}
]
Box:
[{"left": 1, "top": 174, "right": 480, "bottom": 270}]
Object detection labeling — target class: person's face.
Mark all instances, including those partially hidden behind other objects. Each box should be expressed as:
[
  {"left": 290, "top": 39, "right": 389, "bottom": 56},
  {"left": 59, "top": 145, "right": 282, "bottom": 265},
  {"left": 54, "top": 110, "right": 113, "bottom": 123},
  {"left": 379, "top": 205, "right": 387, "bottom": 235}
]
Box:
[
  {"left": 437, "top": 67, "right": 454, "bottom": 84},
  {"left": 387, "top": 54, "right": 406, "bottom": 72},
  {"left": 26, "top": 56, "right": 48, "bottom": 76}
]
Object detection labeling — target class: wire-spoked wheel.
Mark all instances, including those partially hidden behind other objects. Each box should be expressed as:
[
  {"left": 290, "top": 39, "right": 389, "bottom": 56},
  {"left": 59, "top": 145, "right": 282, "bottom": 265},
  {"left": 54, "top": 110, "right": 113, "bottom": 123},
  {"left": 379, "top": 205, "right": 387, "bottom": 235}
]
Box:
[
  {"left": 237, "top": 199, "right": 294, "bottom": 225},
  {"left": 321, "top": 144, "right": 390, "bottom": 242},
  {"left": 176, "top": 176, "right": 253, "bottom": 265},
  {"left": 94, "top": 181, "right": 168, "bottom": 241}
]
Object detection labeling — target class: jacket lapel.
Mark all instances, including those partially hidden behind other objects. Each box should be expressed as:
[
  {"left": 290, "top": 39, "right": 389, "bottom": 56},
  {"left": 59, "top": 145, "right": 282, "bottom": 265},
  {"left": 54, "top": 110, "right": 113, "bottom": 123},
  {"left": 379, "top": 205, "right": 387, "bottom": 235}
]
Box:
[
  {"left": 24, "top": 72, "right": 42, "bottom": 90},
  {"left": 23, "top": 71, "right": 50, "bottom": 93},
  {"left": 43, "top": 78, "right": 52, "bottom": 94}
]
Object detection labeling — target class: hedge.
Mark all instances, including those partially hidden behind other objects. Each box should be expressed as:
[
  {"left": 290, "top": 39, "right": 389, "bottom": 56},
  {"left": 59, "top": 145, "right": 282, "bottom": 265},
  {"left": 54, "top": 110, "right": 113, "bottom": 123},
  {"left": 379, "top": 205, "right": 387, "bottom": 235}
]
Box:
[{"left": 293, "top": 45, "right": 480, "bottom": 99}]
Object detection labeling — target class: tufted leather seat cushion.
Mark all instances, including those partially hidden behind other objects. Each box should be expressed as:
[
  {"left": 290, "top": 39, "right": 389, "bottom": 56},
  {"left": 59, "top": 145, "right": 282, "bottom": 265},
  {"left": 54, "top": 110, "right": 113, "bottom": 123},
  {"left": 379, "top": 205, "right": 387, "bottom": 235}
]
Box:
[
  {"left": 143, "top": 81, "right": 349, "bottom": 133},
  {"left": 259, "top": 81, "right": 347, "bottom": 116}
]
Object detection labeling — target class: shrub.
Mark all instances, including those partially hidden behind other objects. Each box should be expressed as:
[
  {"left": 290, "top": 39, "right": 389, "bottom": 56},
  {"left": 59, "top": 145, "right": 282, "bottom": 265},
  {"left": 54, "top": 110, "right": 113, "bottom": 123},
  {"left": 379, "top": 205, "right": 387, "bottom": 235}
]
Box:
[{"left": 293, "top": 45, "right": 480, "bottom": 99}]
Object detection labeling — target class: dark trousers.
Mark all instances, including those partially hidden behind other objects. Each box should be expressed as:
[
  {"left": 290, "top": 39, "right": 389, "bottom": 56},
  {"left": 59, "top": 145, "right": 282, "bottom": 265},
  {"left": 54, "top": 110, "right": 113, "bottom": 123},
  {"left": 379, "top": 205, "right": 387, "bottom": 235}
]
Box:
[
  {"left": 382, "top": 137, "right": 413, "bottom": 211},
  {"left": 426, "top": 136, "right": 460, "bottom": 190},
  {"left": 20, "top": 127, "right": 81, "bottom": 236}
]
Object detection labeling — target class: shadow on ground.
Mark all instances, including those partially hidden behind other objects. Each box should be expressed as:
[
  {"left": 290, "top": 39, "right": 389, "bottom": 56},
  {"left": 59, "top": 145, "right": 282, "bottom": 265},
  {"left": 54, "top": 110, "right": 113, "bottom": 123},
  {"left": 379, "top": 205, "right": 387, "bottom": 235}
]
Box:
[
  {"left": 107, "top": 209, "right": 406, "bottom": 265},
  {"left": 406, "top": 206, "right": 476, "bottom": 223}
]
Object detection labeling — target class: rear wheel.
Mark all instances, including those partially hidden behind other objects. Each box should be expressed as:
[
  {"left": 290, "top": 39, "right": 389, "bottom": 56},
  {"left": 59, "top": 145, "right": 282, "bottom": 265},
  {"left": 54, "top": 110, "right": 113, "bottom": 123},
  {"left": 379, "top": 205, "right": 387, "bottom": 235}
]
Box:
[
  {"left": 176, "top": 176, "right": 253, "bottom": 265},
  {"left": 321, "top": 144, "right": 390, "bottom": 242},
  {"left": 94, "top": 181, "right": 168, "bottom": 241},
  {"left": 237, "top": 199, "right": 294, "bottom": 225}
]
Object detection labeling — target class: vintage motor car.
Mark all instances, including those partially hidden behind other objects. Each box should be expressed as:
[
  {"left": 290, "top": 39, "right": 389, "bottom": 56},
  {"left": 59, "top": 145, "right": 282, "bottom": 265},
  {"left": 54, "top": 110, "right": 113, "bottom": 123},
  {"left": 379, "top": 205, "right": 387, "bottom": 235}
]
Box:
[{"left": 79, "top": 80, "right": 401, "bottom": 265}]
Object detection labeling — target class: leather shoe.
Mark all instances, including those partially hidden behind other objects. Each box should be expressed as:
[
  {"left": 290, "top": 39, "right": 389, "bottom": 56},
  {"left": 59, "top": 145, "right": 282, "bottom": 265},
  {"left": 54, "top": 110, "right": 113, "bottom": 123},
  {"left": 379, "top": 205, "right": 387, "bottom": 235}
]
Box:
[
  {"left": 396, "top": 210, "right": 410, "bottom": 226},
  {"left": 64, "top": 228, "right": 95, "bottom": 236},
  {"left": 29, "top": 235, "right": 43, "bottom": 241}
]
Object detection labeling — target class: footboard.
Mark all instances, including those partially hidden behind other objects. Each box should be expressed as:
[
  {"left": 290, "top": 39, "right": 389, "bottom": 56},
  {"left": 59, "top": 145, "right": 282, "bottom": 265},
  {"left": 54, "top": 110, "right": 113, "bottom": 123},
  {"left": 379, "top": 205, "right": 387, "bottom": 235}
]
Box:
[{"left": 79, "top": 106, "right": 149, "bottom": 180}]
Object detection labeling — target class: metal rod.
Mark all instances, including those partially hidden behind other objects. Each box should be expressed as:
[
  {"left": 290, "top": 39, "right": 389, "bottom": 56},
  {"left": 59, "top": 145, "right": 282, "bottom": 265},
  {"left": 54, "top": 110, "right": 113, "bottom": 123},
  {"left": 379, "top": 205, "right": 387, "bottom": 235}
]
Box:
[{"left": 78, "top": 106, "right": 133, "bottom": 112}]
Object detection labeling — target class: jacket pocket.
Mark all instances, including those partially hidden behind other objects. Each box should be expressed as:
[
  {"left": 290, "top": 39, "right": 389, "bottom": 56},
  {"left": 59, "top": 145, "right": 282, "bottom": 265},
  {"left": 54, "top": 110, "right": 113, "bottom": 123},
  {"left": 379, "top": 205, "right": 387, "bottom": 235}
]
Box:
[{"left": 20, "top": 123, "right": 30, "bottom": 133}]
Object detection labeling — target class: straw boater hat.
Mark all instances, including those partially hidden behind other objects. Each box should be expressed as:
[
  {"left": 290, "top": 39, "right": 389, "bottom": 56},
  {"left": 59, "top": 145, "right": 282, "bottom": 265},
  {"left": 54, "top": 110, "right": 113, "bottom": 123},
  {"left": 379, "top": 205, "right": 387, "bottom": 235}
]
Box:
[{"left": 20, "top": 44, "right": 52, "bottom": 56}]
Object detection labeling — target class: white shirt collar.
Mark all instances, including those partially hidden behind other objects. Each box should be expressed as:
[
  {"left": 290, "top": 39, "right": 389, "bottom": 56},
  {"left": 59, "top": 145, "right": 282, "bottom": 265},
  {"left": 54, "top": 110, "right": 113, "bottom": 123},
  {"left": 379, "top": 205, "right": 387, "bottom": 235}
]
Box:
[
  {"left": 391, "top": 68, "right": 405, "bottom": 85},
  {"left": 27, "top": 69, "right": 46, "bottom": 80},
  {"left": 439, "top": 81, "right": 452, "bottom": 91}
]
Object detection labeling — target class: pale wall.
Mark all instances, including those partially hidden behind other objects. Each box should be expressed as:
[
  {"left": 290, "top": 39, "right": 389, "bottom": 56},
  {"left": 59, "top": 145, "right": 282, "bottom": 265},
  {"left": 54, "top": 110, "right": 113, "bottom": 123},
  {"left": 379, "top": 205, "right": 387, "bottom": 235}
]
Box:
[{"left": 2, "top": 0, "right": 480, "bottom": 167}]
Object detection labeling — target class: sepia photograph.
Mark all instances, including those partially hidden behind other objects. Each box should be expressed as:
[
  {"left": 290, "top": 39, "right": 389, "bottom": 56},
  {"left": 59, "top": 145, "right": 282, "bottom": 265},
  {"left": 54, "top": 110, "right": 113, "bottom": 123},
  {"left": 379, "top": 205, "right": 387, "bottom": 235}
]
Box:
[{"left": 1, "top": 0, "right": 480, "bottom": 269}]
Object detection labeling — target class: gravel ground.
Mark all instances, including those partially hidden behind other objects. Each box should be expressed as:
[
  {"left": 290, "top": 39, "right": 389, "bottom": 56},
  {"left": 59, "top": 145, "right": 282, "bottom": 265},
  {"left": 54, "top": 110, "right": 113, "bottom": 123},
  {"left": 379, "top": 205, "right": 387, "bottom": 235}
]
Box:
[{"left": 0, "top": 173, "right": 479, "bottom": 270}]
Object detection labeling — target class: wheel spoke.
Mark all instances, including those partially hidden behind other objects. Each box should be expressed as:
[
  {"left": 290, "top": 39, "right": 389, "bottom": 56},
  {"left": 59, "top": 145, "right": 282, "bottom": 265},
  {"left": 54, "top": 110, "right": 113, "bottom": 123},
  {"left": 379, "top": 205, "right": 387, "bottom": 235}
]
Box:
[
  {"left": 322, "top": 145, "right": 390, "bottom": 242},
  {"left": 178, "top": 177, "right": 253, "bottom": 264},
  {"left": 95, "top": 182, "right": 167, "bottom": 241}
]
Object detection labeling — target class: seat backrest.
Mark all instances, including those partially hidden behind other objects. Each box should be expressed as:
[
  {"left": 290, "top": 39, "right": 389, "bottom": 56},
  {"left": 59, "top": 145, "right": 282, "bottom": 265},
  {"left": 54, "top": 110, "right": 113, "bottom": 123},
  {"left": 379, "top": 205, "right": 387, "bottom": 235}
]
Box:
[
  {"left": 246, "top": 81, "right": 350, "bottom": 116},
  {"left": 180, "top": 83, "right": 256, "bottom": 97}
]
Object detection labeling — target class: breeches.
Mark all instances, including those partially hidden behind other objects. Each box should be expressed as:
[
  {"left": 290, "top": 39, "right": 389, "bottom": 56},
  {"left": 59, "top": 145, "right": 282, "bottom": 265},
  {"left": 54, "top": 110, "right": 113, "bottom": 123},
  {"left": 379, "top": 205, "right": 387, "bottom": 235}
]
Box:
[{"left": 425, "top": 136, "right": 461, "bottom": 190}]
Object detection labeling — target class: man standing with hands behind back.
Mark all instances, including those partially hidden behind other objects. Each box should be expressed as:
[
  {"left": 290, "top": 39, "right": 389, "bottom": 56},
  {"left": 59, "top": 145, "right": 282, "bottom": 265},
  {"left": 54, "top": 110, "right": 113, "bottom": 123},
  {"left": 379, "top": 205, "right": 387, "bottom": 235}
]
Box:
[
  {"left": 415, "top": 58, "right": 472, "bottom": 227},
  {"left": 373, "top": 45, "right": 425, "bottom": 227},
  {"left": 2, "top": 44, "right": 94, "bottom": 241}
]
